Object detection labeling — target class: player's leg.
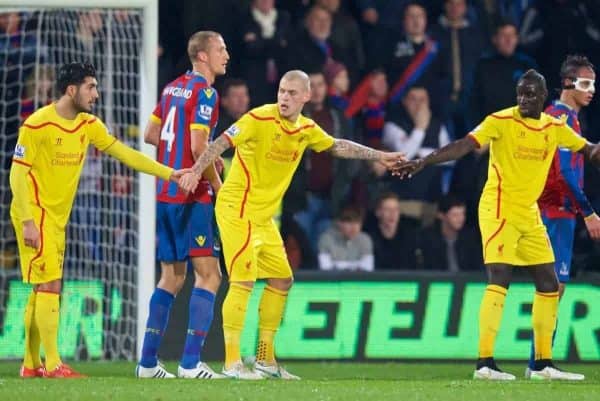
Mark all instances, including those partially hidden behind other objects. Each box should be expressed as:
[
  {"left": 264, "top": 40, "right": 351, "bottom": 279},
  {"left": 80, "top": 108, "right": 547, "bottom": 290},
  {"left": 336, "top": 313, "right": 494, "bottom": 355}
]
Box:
[
  {"left": 178, "top": 203, "right": 224, "bottom": 378},
  {"left": 217, "top": 210, "right": 263, "bottom": 380},
  {"left": 527, "top": 217, "right": 573, "bottom": 373},
  {"left": 137, "top": 203, "right": 187, "bottom": 378},
  {"left": 253, "top": 220, "right": 299, "bottom": 380},
  {"left": 474, "top": 217, "right": 519, "bottom": 380}
]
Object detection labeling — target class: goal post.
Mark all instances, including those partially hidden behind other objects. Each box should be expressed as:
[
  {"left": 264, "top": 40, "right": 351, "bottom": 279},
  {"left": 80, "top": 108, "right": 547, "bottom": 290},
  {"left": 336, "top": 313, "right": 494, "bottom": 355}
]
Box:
[{"left": 0, "top": 0, "right": 157, "bottom": 360}]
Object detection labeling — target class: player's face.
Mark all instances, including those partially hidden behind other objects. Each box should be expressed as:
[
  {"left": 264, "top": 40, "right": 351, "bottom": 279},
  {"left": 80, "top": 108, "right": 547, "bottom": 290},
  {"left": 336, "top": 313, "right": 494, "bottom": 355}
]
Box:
[
  {"left": 277, "top": 78, "right": 310, "bottom": 120},
  {"left": 205, "top": 36, "right": 229, "bottom": 76},
  {"left": 516, "top": 79, "right": 546, "bottom": 118},
  {"left": 72, "top": 77, "right": 99, "bottom": 113},
  {"left": 571, "top": 67, "right": 595, "bottom": 107}
]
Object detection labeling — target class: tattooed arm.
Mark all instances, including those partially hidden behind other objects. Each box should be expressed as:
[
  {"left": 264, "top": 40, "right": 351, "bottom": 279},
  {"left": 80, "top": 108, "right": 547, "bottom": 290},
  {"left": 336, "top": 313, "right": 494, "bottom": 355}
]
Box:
[
  {"left": 328, "top": 139, "right": 405, "bottom": 168},
  {"left": 179, "top": 135, "right": 232, "bottom": 193},
  {"left": 392, "top": 136, "right": 477, "bottom": 178}
]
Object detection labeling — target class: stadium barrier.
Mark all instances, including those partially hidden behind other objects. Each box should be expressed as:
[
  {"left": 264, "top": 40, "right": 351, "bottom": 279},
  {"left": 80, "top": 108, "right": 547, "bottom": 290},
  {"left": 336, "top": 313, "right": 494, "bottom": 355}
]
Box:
[{"left": 1, "top": 271, "right": 599, "bottom": 361}]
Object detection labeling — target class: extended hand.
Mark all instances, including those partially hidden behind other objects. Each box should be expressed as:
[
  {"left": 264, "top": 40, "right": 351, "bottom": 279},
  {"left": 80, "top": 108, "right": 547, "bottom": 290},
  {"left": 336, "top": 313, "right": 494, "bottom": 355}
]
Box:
[
  {"left": 585, "top": 213, "right": 600, "bottom": 240},
  {"left": 169, "top": 168, "right": 192, "bottom": 184},
  {"left": 391, "top": 159, "right": 425, "bottom": 179},
  {"left": 378, "top": 152, "right": 406, "bottom": 170},
  {"left": 179, "top": 172, "right": 201, "bottom": 193},
  {"left": 23, "top": 220, "right": 40, "bottom": 249}
]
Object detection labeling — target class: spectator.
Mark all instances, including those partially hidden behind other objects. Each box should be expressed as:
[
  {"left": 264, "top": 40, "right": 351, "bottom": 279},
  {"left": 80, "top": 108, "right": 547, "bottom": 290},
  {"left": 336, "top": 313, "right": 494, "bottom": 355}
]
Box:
[
  {"left": 318, "top": 205, "right": 374, "bottom": 272},
  {"left": 431, "top": 0, "right": 485, "bottom": 137},
  {"left": 468, "top": 19, "right": 537, "bottom": 126},
  {"left": 21, "top": 64, "right": 55, "bottom": 123},
  {"left": 346, "top": 70, "right": 389, "bottom": 149},
  {"left": 287, "top": 71, "right": 357, "bottom": 253},
  {"left": 373, "top": 2, "right": 448, "bottom": 115},
  {"left": 286, "top": 5, "right": 343, "bottom": 77},
  {"left": 280, "top": 212, "right": 316, "bottom": 270},
  {"left": 237, "top": 0, "right": 291, "bottom": 105},
  {"left": 315, "top": 0, "right": 365, "bottom": 85},
  {"left": 383, "top": 86, "right": 451, "bottom": 201},
  {"left": 215, "top": 78, "right": 250, "bottom": 160},
  {"left": 418, "top": 194, "right": 483, "bottom": 271},
  {"left": 324, "top": 60, "right": 350, "bottom": 111},
  {"left": 364, "top": 192, "right": 419, "bottom": 270}
]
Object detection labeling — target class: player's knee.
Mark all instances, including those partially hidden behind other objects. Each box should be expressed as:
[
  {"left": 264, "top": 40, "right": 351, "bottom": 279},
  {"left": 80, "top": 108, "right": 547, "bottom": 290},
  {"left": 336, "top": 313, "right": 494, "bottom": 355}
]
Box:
[
  {"left": 158, "top": 272, "right": 186, "bottom": 295},
  {"left": 535, "top": 274, "right": 559, "bottom": 293},
  {"left": 268, "top": 276, "right": 293, "bottom": 291}
]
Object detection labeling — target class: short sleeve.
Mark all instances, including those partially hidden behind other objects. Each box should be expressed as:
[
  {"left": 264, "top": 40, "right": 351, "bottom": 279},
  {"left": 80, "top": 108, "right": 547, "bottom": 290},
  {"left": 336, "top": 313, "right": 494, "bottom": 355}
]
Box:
[
  {"left": 150, "top": 102, "right": 162, "bottom": 124},
  {"left": 190, "top": 87, "right": 218, "bottom": 131},
  {"left": 307, "top": 123, "right": 335, "bottom": 152},
  {"left": 468, "top": 115, "right": 501, "bottom": 147},
  {"left": 222, "top": 113, "right": 254, "bottom": 147},
  {"left": 556, "top": 123, "right": 586, "bottom": 152},
  {"left": 88, "top": 117, "right": 117, "bottom": 151},
  {"left": 12, "top": 125, "right": 40, "bottom": 167}
]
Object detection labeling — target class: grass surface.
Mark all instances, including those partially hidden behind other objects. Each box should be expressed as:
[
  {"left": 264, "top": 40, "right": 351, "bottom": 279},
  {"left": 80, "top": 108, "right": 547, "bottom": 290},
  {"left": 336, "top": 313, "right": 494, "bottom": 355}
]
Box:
[{"left": 0, "top": 361, "right": 598, "bottom": 401}]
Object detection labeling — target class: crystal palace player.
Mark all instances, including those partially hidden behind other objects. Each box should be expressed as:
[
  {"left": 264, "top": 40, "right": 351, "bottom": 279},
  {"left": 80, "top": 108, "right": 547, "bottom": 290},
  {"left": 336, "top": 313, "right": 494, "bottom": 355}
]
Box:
[
  {"left": 136, "top": 31, "right": 229, "bottom": 379},
  {"left": 11, "top": 62, "right": 185, "bottom": 378},
  {"left": 527, "top": 55, "right": 600, "bottom": 379}
]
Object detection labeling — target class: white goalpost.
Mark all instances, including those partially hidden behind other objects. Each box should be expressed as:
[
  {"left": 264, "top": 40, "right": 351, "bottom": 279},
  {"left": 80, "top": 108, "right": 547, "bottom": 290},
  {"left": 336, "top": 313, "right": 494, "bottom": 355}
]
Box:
[{"left": 0, "top": 0, "right": 157, "bottom": 360}]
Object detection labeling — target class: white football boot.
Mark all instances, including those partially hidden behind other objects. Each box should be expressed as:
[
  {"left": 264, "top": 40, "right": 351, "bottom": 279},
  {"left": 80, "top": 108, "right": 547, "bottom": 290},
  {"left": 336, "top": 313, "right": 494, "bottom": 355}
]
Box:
[
  {"left": 529, "top": 366, "right": 585, "bottom": 381},
  {"left": 136, "top": 361, "right": 175, "bottom": 378},
  {"left": 473, "top": 366, "right": 516, "bottom": 381},
  {"left": 221, "top": 361, "right": 264, "bottom": 380},
  {"left": 254, "top": 361, "right": 300, "bottom": 380},
  {"left": 178, "top": 362, "right": 226, "bottom": 379}
]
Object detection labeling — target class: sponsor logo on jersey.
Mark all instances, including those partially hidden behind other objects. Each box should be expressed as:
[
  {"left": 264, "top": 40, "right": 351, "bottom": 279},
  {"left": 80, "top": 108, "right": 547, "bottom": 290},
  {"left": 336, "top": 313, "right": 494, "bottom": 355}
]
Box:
[
  {"left": 14, "top": 144, "right": 25, "bottom": 159},
  {"left": 199, "top": 105, "right": 213, "bottom": 119},
  {"left": 195, "top": 235, "right": 206, "bottom": 247},
  {"left": 226, "top": 124, "right": 240, "bottom": 137}
]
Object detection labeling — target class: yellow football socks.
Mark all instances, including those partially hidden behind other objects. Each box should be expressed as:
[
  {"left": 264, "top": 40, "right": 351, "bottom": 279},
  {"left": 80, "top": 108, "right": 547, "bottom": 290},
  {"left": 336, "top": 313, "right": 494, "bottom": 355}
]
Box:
[
  {"left": 222, "top": 283, "right": 252, "bottom": 368},
  {"left": 256, "top": 285, "right": 288, "bottom": 364},
  {"left": 34, "top": 291, "right": 61, "bottom": 371},
  {"left": 23, "top": 291, "right": 42, "bottom": 369},
  {"left": 532, "top": 291, "right": 559, "bottom": 360},
  {"left": 478, "top": 284, "right": 507, "bottom": 358}
]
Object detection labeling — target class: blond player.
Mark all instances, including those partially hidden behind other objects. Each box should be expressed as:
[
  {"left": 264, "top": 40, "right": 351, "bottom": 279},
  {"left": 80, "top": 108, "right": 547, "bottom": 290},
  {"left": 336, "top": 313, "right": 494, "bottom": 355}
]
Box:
[
  {"left": 11, "top": 62, "right": 187, "bottom": 378},
  {"left": 393, "top": 69, "right": 600, "bottom": 380},
  {"left": 179, "top": 70, "right": 404, "bottom": 379}
]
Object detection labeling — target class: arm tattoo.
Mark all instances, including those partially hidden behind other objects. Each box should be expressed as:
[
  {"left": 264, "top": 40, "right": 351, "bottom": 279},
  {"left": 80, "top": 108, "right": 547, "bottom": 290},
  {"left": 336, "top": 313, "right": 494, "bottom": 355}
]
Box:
[
  {"left": 422, "top": 137, "right": 477, "bottom": 167},
  {"left": 191, "top": 135, "right": 231, "bottom": 176},
  {"left": 329, "top": 139, "right": 382, "bottom": 160}
]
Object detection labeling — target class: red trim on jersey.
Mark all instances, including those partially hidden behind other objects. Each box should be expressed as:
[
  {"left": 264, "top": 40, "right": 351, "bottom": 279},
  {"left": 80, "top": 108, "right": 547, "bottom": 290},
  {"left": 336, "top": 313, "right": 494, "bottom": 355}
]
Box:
[
  {"left": 489, "top": 114, "right": 561, "bottom": 132},
  {"left": 87, "top": 118, "right": 97, "bottom": 125},
  {"left": 483, "top": 219, "right": 506, "bottom": 260},
  {"left": 29, "top": 172, "right": 41, "bottom": 205},
  {"left": 491, "top": 163, "right": 502, "bottom": 218},
  {"left": 222, "top": 132, "right": 234, "bottom": 147},
  {"left": 24, "top": 120, "right": 87, "bottom": 134},
  {"left": 12, "top": 159, "right": 32, "bottom": 167},
  {"left": 101, "top": 137, "right": 118, "bottom": 152},
  {"left": 466, "top": 134, "right": 481, "bottom": 148},
  {"left": 228, "top": 221, "right": 252, "bottom": 277},
  {"left": 189, "top": 248, "right": 214, "bottom": 257},
  {"left": 236, "top": 151, "right": 251, "bottom": 219},
  {"left": 248, "top": 112, "right": 315, "bottom": 135}
]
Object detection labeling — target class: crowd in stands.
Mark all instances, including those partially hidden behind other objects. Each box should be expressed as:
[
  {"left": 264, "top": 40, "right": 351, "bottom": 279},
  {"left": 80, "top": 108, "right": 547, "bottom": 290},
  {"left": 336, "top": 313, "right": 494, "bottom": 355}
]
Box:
[{"left": 3, "top": 1, "right": 600, "bottom": 274}]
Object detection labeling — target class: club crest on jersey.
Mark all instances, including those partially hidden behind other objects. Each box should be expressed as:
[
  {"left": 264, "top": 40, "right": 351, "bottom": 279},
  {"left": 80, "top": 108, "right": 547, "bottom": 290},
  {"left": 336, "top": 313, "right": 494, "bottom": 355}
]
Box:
[
  {"left": 14, "top": 144, "right": 25, "bottom": 159},
  {"left": 195, "top": 235, "right": 206, "bottom": 246},
  {"left": 203, "top": 88, "right": 214, "bottom": 99},
  {"left": 199, "top": 105, "right": 213, "bottom": 119},
  {"left": 226, "top": 124, "right": 240, "bottom": 137}
]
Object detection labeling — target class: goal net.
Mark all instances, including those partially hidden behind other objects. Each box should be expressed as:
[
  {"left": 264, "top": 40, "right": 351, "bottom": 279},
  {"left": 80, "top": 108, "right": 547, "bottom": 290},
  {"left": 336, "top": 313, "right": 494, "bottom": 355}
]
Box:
[{"left": 0, "top": 2, "right": 157, "bottom": 361}]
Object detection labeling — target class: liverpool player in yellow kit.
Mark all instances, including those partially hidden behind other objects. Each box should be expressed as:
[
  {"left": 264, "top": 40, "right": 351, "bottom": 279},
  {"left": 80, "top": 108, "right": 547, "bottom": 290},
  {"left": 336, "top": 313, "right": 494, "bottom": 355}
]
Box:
[
  {"left": 179, "top": 70, "right": 404, "bottom": 379},
  {"left": 394, "top": 69, "right": 600, "bottom": 380},
  {"left": 10, "top": 63, "right": 187, "bottom": 378}
]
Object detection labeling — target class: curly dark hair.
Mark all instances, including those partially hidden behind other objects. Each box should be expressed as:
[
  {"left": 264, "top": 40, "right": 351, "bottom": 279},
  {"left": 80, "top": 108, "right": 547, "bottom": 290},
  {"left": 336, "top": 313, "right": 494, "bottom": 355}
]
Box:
[
  {"left": 56, "top": 62, "right": 96, "bottom": 94},
  {"left": 560, "top": 54, "right": 595, "bottom": 82}
]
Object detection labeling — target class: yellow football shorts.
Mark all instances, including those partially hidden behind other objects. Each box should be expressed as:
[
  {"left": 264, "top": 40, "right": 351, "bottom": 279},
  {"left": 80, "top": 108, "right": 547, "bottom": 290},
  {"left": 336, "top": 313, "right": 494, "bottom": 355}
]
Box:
[
  {"left": 12, "top": 207, "right": 65, "bottom": 284},
  {"left": 216, "top": 205, "right": 292, "bottom": 282},
  {"left": 479, "top": 208, "right": 554, "bottom": 266}
]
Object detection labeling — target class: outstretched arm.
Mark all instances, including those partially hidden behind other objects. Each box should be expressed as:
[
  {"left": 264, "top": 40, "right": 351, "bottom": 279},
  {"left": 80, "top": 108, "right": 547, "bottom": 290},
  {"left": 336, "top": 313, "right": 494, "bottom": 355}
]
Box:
[
  {"left": 328, "top": 139, "right": 405, "bottom": 169},
  {"left": 580, "top": 143, "right": 600, "bottom": 167},
  {"left": 180, "top": 134, "right": 232, "bottom": 193},
  {"left": 392, "top": 136, "right": 477, "bottom": 178}
]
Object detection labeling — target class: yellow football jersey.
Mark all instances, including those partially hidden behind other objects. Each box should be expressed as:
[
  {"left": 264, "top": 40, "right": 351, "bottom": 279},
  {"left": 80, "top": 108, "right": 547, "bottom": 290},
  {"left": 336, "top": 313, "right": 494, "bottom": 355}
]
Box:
[
  {"left": 218, "top": 104, "right": 335, "bottom": 222},
  {"left": 11, "top": 104, "right": 117, "bottom": 228},
  {"left": 469, "top": 106, "right": 586, "bottom": 219}
]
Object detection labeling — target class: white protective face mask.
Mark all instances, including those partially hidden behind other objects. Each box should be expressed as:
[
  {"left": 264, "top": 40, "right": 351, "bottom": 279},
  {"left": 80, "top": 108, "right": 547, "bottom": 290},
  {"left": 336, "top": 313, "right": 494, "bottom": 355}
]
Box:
[{"left": 572, "top": 77, "right": 595, "bottom": 94}]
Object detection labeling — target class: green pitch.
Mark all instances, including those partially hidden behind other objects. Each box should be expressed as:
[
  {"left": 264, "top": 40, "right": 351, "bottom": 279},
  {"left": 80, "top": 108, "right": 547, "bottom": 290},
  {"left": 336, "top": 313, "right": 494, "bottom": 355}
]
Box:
[{"left": 0, "top": 362, "right": 598, "bottom": 401}]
